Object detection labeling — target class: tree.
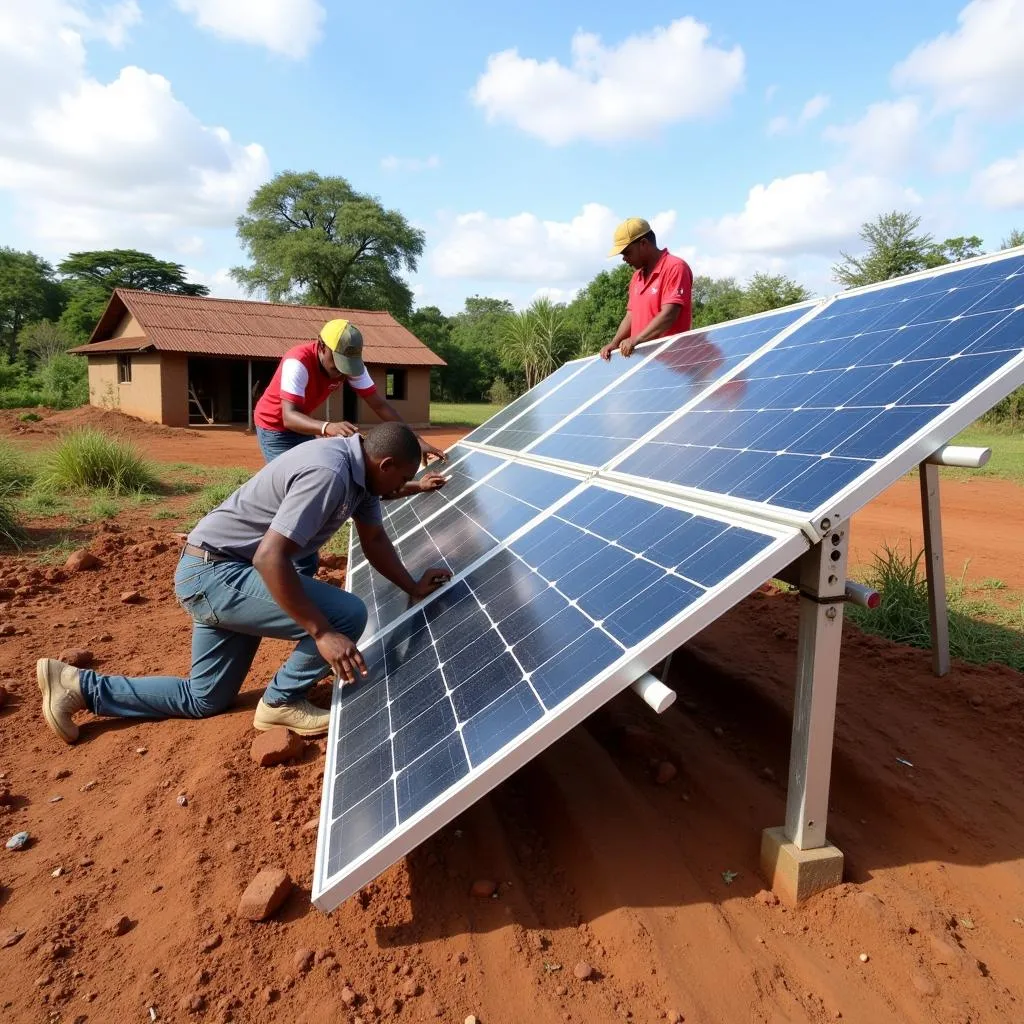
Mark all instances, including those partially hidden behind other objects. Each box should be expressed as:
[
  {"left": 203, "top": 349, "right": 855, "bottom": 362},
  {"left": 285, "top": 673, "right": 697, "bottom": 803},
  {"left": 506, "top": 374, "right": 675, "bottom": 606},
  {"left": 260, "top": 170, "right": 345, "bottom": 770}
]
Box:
[
  {"left": 17, "top": 320, "right": 74, "bottom": 366},
  {"left": 232, "top": 171, "right": 425, "bottom": 320},
  {"left": 0, "top": 248, "right": 66, "bottom": 359},
  {"left": 437, "top": 296, "right": 513, "bottom": 401},
  {"left": 832, "top": 211, "right": 936, "bottom": 288},
  {"left": 563, "top": 264, "right": 632, "bottom": 355},
  {"left": 692, "top": 275, "right": 745, "bottom": 328},
  {"left": 406, "top": 305, "right": 455, "bottom": 400},
  {"left": 57, "top": 249, "right": 209, "bottom": 343},
  {"left": 740, "top": 273, "right": 810, "bottom": 316},
  {"left": 37, "top": 353, "right": 88, "bottom": 409},
  {"left": 924, "top": 235, "right": 985, "bottom": 268},
  {"left": 500, "top": 298, "right": 575, "bottom": 390},
  {"left": 1002, "top": 229, "right": 1024, "bottom": 250}
]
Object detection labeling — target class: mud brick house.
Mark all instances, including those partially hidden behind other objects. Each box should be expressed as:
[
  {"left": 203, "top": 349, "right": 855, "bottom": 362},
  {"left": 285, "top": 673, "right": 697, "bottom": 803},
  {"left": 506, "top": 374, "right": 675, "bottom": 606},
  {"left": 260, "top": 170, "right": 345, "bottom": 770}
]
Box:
[{"left": 70, "top": 289, "right": 445, "bottom": 428}]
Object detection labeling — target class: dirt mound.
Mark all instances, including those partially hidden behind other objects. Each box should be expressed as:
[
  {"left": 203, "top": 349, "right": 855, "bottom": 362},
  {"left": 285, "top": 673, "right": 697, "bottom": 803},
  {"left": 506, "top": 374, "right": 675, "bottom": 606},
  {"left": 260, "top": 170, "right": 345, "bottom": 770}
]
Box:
[{"left": 0, "top": 498, "right": 1022, "bottom": 1023}]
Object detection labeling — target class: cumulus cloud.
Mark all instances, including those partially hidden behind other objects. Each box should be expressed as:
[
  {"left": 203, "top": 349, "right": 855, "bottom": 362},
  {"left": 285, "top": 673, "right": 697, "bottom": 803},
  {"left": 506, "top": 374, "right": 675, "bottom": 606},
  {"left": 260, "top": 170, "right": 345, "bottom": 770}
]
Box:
[
  {"left": 823, "top": 98, "right": 923, "bottom": 173},
  {"left": 430, "top": 203, "right": 677, "bottom": 282},
  {"left": 471, "top": 18, "right": 744, "bottom": 145},
  {"left": 380, "top": 154, "right": 441, "bottom": 173},
  {"left": 700, "top": 170, "right": 921, "bottom": 255},
  {"left": 766, "top": 93, "right": 829, "bottom": 136},
  {"left": 970, "top": 150, "right": 1024, "bottom": 209},
  {"left": 892, "top": 0, "right": 1024, "bottom": 115},
  {"left": 174, "top": 0, "right": 325, "bottom": 59},
  {"left": 0, "top": 0, "right": 269, "bottom": 253}
]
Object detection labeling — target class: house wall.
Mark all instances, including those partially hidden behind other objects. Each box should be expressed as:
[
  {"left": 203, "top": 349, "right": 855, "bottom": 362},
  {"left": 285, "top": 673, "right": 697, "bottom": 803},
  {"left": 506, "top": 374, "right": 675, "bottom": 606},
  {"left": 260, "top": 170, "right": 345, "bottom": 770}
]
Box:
[
  {"left": 161, "top": 354, "right": 189, "bottom": 427},
  {"left": 111, "top": 313, "right": 144, "bottom": 339},
  {"left": 86, "top": 352, "right": 165, "bottom": 423},
  {"left": 356, "top": 366, "right": 430, "bottom": 427}
]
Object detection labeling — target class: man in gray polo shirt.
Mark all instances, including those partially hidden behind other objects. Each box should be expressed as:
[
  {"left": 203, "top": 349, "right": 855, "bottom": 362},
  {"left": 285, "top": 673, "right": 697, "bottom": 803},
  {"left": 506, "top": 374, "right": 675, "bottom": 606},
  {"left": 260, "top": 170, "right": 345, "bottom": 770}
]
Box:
[{"left": 35, "top": 423, "right": 451, "bottom": 741}]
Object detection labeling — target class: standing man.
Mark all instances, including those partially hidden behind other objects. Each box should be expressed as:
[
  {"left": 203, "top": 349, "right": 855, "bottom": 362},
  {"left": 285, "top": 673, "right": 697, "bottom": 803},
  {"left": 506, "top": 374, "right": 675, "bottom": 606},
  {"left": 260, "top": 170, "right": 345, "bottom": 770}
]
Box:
[
  {"left": 254, "top": 318, "right": 446, "bottom": 466},
  {"left": 600, "top": 218, "right": 694, "bottom": 360},
  {"left": 37, "top": 423, "right": 452, "bottom": 743}
]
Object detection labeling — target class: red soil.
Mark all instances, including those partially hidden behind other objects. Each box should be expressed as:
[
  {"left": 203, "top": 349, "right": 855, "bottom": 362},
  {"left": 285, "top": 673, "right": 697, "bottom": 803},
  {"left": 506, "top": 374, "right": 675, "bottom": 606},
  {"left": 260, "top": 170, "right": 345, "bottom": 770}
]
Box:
[{"left": 0, "top": 409, "right": 1021, "bottom": 1024}]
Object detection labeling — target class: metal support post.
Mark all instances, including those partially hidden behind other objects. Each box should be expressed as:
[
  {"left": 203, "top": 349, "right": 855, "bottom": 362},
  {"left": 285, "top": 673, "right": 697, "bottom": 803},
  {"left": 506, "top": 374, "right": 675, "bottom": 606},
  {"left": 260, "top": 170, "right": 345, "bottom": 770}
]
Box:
[
  {"left": 784, "top": 525, "right": 848, "bottom": 851},
  {"left": 919, "top": 460, "right": 950, "bottom": 677}
]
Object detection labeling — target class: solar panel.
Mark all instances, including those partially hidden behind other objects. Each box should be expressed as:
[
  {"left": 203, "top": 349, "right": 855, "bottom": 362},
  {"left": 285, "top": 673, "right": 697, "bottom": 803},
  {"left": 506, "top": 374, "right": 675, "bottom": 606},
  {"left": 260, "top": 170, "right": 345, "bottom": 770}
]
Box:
[
  {"left": 612, "top": 252, "right": 1024, "bottom": 522},
  {"left": 314, "top": 484, "right": 807, "bottom": 908},
  {"left": 529, "top": 304, "right": 815, "bottom": 468}
]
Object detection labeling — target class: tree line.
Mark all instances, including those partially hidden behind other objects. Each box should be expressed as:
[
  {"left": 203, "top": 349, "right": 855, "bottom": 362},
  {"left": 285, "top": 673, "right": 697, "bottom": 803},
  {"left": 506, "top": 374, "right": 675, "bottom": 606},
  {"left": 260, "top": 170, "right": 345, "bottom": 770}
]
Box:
[{"left": 1, "top": 167, "right": 1022, "bottom": 410}]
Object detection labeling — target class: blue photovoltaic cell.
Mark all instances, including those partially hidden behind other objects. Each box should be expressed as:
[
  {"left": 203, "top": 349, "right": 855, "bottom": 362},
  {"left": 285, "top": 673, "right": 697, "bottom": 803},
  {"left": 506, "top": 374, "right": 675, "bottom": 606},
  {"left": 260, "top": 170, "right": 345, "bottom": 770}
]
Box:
[
  {"left": 531, "top": 305, "right": 812, "bottom": 468},
  {"left": 484, "top": 349, "right": 652, "bottom": 452},
  {"left": 617, "top": 254, "right": 1024, "bottom": 513},
  {"left": 324, "top": 485, "right": 779, "bottom": 878},
  {"left": 463, "top": 360, "right": 588, "bottom": 445},
  {"left": 349, "top": 462, "right": 581, "bottom": 639}
]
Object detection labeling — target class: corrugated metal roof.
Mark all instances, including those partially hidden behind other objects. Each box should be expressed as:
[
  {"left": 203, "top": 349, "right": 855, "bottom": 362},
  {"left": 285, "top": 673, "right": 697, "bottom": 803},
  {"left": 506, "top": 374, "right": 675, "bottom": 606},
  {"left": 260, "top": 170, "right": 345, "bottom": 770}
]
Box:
[{"left": 71, "top": 289, "right": 446, "bottom": 367}]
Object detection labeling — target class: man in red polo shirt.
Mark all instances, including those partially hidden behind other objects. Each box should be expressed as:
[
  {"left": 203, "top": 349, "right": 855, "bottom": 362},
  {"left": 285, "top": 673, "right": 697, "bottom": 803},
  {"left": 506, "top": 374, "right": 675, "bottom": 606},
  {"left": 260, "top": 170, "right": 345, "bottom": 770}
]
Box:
[
  {"left": 254, "top": 318, "right": 446, "bottom": 465},
  {"left": 600, "top": 218, "right": 693, "bottom": 361}
]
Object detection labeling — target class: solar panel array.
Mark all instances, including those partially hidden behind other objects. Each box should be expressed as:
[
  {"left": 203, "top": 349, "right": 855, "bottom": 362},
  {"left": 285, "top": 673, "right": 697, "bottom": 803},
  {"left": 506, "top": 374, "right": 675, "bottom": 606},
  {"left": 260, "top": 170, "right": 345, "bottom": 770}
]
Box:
[{"left": 314, "top": 249, "right": 1024, "bottom": 910}]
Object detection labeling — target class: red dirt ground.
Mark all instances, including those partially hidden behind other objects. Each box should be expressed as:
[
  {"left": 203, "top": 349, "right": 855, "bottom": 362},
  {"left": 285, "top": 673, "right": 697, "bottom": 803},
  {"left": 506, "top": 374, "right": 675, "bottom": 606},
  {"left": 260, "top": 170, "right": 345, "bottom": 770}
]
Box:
[{"left": 0, "top": 410, "right": 1022, "bottom": 1024}]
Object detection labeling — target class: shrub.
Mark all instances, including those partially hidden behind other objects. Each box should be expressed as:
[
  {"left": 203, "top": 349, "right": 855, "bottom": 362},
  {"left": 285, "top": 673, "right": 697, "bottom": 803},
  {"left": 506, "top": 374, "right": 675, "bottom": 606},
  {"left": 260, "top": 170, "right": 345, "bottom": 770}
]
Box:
[
  {"left": 38, "top": 428, "right": 157, "bottom": 495},
  {"left": 486, "top": 379, "right": 515, "bottom": 406}
]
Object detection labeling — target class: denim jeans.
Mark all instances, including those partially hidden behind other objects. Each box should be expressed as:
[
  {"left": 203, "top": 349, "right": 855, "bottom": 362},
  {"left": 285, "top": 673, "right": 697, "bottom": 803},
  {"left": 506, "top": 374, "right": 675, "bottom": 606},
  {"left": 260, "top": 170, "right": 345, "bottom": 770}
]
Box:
[
  {"left": 76, "top": 553, "right": 368, "bottom": 720},
  {"left": 254, "top": 426, "right": 319, "bottom": 577}
]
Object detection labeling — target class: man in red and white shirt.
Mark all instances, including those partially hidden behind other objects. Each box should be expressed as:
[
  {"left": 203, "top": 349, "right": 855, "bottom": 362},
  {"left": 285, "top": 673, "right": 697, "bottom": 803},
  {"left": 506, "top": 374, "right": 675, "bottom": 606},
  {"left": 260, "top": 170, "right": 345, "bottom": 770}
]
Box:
[
  {"left": 600, "top": 218, "right": 693, "bottom": 361},
  {"left": 254, "top": 318, "right": 445, "bottom": 466}
]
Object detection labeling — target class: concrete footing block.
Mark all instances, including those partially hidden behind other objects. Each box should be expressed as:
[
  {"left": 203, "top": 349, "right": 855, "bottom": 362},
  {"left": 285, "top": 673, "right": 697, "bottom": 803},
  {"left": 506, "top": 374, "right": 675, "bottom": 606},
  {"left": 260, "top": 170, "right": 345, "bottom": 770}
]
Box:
[{"left": 760, "top": 825, "right": 844, "bottom": 905}]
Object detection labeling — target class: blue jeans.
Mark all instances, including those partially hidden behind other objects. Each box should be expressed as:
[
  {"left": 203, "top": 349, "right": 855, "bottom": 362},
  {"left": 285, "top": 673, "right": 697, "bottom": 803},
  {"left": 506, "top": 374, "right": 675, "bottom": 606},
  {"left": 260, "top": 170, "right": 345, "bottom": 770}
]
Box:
[
  {"left": 76, "top": 553, "right": 368, "bottom": 720},
  {"left": 255, "top": 426, "right": 319, "bottom": 577}
]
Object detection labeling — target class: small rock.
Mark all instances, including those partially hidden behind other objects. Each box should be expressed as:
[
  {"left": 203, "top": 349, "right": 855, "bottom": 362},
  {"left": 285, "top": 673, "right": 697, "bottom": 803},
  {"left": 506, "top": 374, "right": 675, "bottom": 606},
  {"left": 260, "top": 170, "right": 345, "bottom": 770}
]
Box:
[
  {"left": 238, "top": 868, "right": 293, "bottom": 921},
  {"left": 120, "top": 590, "right": 142, "bottom": 604},
  {"left": 0, "top": 685, "right": 7, "bottom": 708},
  {"left": 465, "top": 1016, "right": 479, "bottom": 1024},
  {"left": 262, "top": 988, "right": 279, "bottom": 1005},
  {"left": 667, "top": 1012, "right": 684, "bottom": 1023},
  {"left": 859, "top": 953, "right": 869, "bottom": 963},
  {"left": 106, "top": 914, "right": 132, "bottom": 936},
  {"left": 654, "top": 761, "right": 677, "bottom": 785},
  {"left": 49, "top": 795, "right": 63, "bottom": 803},
  {"left": 51, "top": 866, "right": 64, "bottom": 878},
  {"left": 78, "top": 857, "right": 93, "bottom": 868},
  {"left": 530, "top": 932, "right": 546, "bottom": 951},
  {"left": 6, "top": 830, "right": 30, "bottom": 850},
  {"left": 555, "top": 985, "right": 568, "bottom": 996},
  {"left": 761, "top": 767, "right": 776, "bottom": 782},
  {"left": 293, "top": 949, "right": 314, "bottom": 975},
  {"left": 2, "top": 929, "right": 25, "bottom": 948},
  {"left": 177, "top": 794, "right": 189, "bottom": 807},
  {"left": 969, "top": 694, "right": 984, "bottom": 708},
  {"left": 713, "top": 726, "right": 724, "bottom": 738},
  {"left": 469, "top": 879, "right": 497, "bottom": 899},
  {"left": 402, "top": 980, "right": 422, "bottom": 998},
  {"left": 180, "top": 994, "right": 206, "bottom": 1014},
  {"left": 301, "top": 818, "right": 319, "bottom": 834},
  {"left": 57, "top": 649, "right": 94, "bottom": 668},
  {"left": 250, "top": 727, "right": 306, "bottom": 768},
  {"left": 201, "top": 933, "right": 222, "bottom": 953},
  {"left": 65, "top": 550, "right": 100, "bottom": 572},
  {"left": 192, "top": 969, "right": 210, "bottom": 987},
  {"left": 912, "top": 972, "right": 937, "bottom": 997},
  {"left": 136, "top": 747, "right": 148, "bottom": 755},
  {"left": 314, "top": 949, "right": 334, "bottom": 963},
  {"left": 80, "top": 781, "right": 97, "bottom": 792},
  {"left": 97, "top": 633, "right": 113, "bottom": 642},
  {"left": 0, "top": 624, "right": 15, "bottom": 637},
  {"left": 755, "top": 889, "right": 780, "bottom": 907},
  {"left": 224, "top": 840, "right": 239, "bottom": 853},
  {"left": 341, "top": 986, "right": 358, "bottom": 1006},
  {"left": 54, "top": 768, "right": 72, "bottom": 779},
  {"left": 573, "top": 961, "right": 593, "bottom": 981}
]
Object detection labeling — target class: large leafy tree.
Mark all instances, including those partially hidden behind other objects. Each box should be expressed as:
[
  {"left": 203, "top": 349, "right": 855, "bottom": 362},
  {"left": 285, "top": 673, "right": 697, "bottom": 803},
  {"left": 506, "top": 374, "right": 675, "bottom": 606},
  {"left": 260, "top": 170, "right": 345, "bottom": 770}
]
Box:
[
  {"left": 740, "top": 273, "right": 811, "bottom": 317},
  {"left": 17, "top": 320, "right": 75, "bottom": 367},
  {"left": 692, "top": 275, "right": 745, "bottom": 328},
  {"left": 924, "top": 235, "right": 985, "bottom": 268},
  {"left": 433, "top": 296, "right": 513, "bottom": 402},
  {"left": 0, "top": 248, "right": 66, "bottom": 359},
  {"left": 57, "top": 249, "right": 209, "bottom": 342},
  {"left": 232, "top": 171, "right": 425, "bottom": 320},
  {"left": 1002, "top": 229, "right": 1024, "bottom": 250},
  {"left": 564, "top": 264, "right": 632, "bottom": 355}
]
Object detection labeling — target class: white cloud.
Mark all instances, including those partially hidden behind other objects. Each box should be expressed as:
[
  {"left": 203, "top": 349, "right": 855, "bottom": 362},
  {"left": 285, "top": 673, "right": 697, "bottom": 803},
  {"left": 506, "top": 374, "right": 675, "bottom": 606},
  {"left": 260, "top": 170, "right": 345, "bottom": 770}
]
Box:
[
  {"left": 430, "top": 203, "right": 676, "bottom": 282},
  {"left": 471, "top": 18, "right": 744, "bottom": 145},
  {"left": 971, "top": 150, "right": 1024, "bottom": 209},
  {"left": 184, "top": 266, "right": 248, "bottom": 299},
  {"left": 764, "top": 84, "right": 779, "bottom": 102},
  {"left": 0, "top": 0, "right": 269, "bottom": 254},
  {"left": 766, "top": 93, "right": 829, "bottom": 136},
  {"left": 892, "top": 0, "right": 1024, "bottom": 115},
  {"left": 766, "top": 115, "right": 789, "bottom": 137},
  {"left": 174, "top": 0, "right": 325, "bottom": 59},
  {"left": 700, "top": 170, "right": 921, "bottom": 255},
  {"left": 380, "top": 154, "right": 441, "bottom": 173},
  {"left": 530, "top": 286, "right": 580, "bottom": 305},
  {"left": 800, "top": 94, "right": 830, "bottom": 123},
  {"left": 823, "top": 98, "right": 922, "bottom": 173}
]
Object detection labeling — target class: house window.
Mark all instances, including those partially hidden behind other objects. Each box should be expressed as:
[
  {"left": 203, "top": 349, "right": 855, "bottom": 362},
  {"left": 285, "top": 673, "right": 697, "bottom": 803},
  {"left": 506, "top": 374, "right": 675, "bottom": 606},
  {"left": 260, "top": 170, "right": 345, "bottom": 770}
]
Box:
[
  {"left": 385, "top": 367, "right": 407, "bottom": 401},
  {"left": 118, "top": 355, "right": 132, "bottom": 384}
]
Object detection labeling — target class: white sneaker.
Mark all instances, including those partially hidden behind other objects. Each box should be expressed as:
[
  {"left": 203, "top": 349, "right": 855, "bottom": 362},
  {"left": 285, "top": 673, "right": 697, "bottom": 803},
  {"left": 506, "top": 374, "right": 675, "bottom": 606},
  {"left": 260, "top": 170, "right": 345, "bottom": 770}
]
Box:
[
  {"left": 253, "top": 697, "right": 330, "bottom": 737},
  {"left": 37, "top": 658, "right": 86, "bottom": 744}
]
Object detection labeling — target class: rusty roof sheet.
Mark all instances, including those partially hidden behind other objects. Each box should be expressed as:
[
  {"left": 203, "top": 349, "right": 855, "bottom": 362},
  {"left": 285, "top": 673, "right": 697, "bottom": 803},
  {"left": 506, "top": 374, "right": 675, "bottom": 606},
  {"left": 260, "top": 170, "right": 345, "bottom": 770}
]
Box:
[{"left": 72, "top": 289, "right": 445, "bottom": 366}]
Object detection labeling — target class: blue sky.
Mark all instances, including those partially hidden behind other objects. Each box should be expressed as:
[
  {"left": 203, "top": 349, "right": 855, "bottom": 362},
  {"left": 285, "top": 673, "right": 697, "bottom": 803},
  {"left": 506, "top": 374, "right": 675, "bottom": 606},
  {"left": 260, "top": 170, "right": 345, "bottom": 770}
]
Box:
[{"left": 1, "top": 0, "right": 1022, "bottom": 315}]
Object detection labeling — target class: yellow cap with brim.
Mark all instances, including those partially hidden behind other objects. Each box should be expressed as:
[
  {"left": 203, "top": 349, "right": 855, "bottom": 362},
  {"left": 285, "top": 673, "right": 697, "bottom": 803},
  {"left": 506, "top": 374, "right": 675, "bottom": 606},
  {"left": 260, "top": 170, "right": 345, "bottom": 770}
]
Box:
[
  {"left": 319, "top": 319, "right": 365, "bottom": 376},
  {"left": 608, "top": 216, "right": 652, "bottom": 257}
]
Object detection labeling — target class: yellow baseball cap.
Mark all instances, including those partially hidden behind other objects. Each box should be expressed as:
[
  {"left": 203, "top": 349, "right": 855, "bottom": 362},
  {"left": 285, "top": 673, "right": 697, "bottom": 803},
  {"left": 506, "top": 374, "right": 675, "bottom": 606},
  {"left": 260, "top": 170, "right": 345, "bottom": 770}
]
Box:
[
  {"left": 608, "top": 217, "right": 652, "bottom": 257},
  {"left": 319, "top": 319, "right": 365, "bottom": 376}
]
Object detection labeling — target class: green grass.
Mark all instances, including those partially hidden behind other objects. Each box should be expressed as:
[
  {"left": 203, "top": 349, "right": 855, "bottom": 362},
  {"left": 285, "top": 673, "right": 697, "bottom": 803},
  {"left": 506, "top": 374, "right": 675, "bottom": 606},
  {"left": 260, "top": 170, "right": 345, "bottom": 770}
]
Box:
[
  {"left": 848, "top": 543, "right": 1024, "bottom": 672},
  {"left": 430, "top": 403, "right": 503, "bottom": 427},
  {"left": 0, "top": 490, "right": 26, "bottom": 550},
  {"left": 151, "top": 508, "right": 180, "bottom": 521},
  {"left": 322, "top": 522, "right": 351, "bottom": 558},
  {"left": 37, "top": 428, "right": 158, "bottom": 495},
  {"left": 0, "top": 440, "right": 36, "bottom": 492},
  {"left": 185, "top": 467, "right": 253, "bottom": 525},
  {"left": 938, "top": 426, "right": 1024, "bottom": 485}
]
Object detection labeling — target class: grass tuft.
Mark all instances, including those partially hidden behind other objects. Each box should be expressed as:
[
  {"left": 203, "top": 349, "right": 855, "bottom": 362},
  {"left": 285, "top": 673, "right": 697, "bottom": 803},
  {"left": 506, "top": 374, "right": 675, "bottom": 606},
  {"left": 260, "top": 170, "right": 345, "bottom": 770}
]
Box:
[
  {"left": 848, "top": 543, "right": 1024, "bottom": 672},
  {"left": 38, "top": 428, "right": 157, "bottom": 495}
]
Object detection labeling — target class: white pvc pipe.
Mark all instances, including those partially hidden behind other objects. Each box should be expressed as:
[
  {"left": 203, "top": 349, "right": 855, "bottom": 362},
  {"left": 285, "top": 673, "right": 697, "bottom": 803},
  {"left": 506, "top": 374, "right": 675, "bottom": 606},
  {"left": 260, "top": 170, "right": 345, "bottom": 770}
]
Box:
[
  {"left": 925, "top": 445, "right": 991, "bottom": 469},
  {"left": 631, "top": 673, "right": 677, "bottom": 714}
]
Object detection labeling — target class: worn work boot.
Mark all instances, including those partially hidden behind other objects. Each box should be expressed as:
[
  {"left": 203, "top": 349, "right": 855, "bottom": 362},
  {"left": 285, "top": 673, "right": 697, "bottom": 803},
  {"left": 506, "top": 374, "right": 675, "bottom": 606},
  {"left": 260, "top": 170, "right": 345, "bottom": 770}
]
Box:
[
  {"left": 37, "top": 658, "right": 86, "bottom": 744},
  {"left": 253, "top": 697, "right": 330, "bottom": 737}
]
